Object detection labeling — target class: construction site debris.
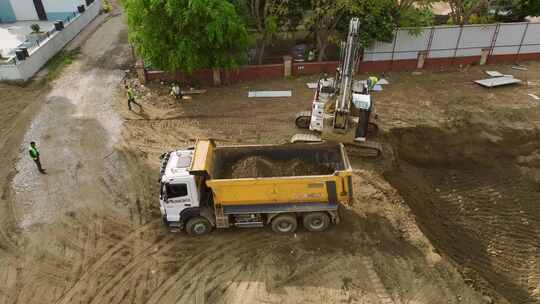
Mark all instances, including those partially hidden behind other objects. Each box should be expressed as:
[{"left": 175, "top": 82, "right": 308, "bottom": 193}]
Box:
[
  {"left": 376, "top": 78, "right": 389, "bottom": 85},
  {"left": 307, "top": 83, "right": 318, "bottom": 89},
  {"left": 474, "top": 77, "right": 521, "bottom": 88},
  {"left": 512, "top": 66, "right": 528, "bottom": 71},
  {"left": 248, "top": 91, "right": 292, "bottom": 98},
  {"left": 181, "top": 89, "right": 207, "bottom": 95},
  {"left": 372, "top": 84, "right": 383, "bottom": 91},
  {"left": 528, "top": 93, "right": 540, "bottom": 100},
  {"left": 486, "top": 71, "right": 504, "bottom": 77},
  {"left": 225, "top": 156, "right": 333, "bottom": 178}
]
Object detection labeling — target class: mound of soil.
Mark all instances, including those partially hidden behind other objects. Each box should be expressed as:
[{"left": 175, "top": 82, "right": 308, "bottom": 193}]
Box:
[{"left": 226, "top": 156, "right": 334, "bottom": 178}]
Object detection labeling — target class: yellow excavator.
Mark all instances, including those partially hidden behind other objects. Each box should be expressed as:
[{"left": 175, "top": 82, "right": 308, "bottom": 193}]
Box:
[{"left": 292, "top": 17, "right": 382, "bottom": 158}]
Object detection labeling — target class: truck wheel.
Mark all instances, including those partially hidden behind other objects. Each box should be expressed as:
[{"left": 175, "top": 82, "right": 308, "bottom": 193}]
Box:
[
  {"left": 303, "top": 212, "right": 330, "bottom": 232},
  {"left": 186, "top": 217, "right": 212, "bottom": 236},
  {"left": 271, "top": 214, "right": 298, "bottom": 233}
]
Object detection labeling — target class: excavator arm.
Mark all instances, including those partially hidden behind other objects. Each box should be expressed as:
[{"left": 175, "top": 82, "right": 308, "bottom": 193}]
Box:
[{"left": 333, "top": 18, "right": 361, "bottom": 130}]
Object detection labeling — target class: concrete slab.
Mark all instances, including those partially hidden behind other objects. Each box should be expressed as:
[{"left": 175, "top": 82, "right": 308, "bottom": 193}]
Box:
[
  {"left": 248, "top": 91, "right": 292, "bottom": 98},
  {"left": 486, "top": 71, "right": 504, "bottom": 77},
  {"left": 475, "top": 77, "right": 521, "bottom": 88},
  {"left": 372, "top": 84, "right": 383, "bottom": 91}
]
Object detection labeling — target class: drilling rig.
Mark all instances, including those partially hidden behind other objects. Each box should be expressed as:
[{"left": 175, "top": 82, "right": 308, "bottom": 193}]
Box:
[{"left": 292, "top": 18, "right": 382, "bottom": 157}]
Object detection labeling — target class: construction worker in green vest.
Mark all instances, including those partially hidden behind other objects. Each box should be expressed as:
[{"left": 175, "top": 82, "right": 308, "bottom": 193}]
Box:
[
  {"left": 29, "top": 141, "right": 46, "bottom": 174},
  {"left": 126, "top": 84, "right": 141, "bottom": 111},
  {"left": 367, "top": 76, "right": 379, "bottom": 91}
]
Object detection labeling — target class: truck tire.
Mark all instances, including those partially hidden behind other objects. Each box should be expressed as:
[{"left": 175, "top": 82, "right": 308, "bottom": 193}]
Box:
[
  {"left": 271, "top": 214, "right": 298, "bottom": 233},
  {"left": 186, "top": 217, "right": 212, "bottom": 236},
  {"left": 303, "top": 212, "right": 330, "bottom": 232}
]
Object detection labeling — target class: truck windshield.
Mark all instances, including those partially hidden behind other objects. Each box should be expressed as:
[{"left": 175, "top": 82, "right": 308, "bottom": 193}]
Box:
[{"left": 166, "top": 183, "right": 188, "bottom": 198}]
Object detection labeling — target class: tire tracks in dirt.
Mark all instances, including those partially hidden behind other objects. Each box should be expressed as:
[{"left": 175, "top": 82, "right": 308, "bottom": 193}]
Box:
[
  {"left": 146, "top": 232, "right": 273, "bottom": 304},
  {"left": 86, "top": 233, "right": 176, "bottom": 304},
  {"left": 54, "top": 219, "right": 162, "bottom": 304}
]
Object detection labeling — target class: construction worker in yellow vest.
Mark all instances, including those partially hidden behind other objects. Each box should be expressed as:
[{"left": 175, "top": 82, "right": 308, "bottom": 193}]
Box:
[
  {"left": 29, "top": 141, "right": 46, "bottom": 174},
  {"left": 367, "top": 76, "right": 379, "bottom": 91},
  {"left": 126, "top": 84, "right": 141, "bottom": 111}
]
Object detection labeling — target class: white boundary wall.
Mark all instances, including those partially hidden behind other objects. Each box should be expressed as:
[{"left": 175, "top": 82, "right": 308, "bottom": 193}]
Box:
[
  {"left": 0, "top": 0, "right": 101, "bottom": 81},
  {"left": 42, "top": 0, "right": 86, "bottom": 14},
  {"left": 364, "top": 22, "right": 540, "bottom": 61}
]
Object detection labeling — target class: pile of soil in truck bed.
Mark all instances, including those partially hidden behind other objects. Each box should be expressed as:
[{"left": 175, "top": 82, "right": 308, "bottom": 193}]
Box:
[{"left": 224, "top": 156, "right": 334, "bottom": 178}]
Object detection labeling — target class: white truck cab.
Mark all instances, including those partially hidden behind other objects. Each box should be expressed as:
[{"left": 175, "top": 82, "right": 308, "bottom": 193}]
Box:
[{"left": 159, "top": 149, "right": 200, "bottom": 224}]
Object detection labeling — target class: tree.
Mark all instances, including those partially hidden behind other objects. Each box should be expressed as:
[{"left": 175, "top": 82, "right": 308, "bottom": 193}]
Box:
[
  {"left": 306, "top": 0, "right": 433, "bottom": 62},
  {"left": 490, "top": 0, "right": 540, "bottom": 22},
  {"left": 446, "top": 0, "right": 489, "bottom": 25},
  {"left": 248, "top": 0, "right": 305, "bottom": 64},
  {"left": 393, "top": 0, "right": 435, "bottom": 28},
  {"left": 30, "top": 24, "right": 41, "bottom": 33},
  {"left": 305, "top": 0, "right": 347, "bottom": 62},
  {"left": 123, "top": 0, "right": 249, "bottom": 74}
]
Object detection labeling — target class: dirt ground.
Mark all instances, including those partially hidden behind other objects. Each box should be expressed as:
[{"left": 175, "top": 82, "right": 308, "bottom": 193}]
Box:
[{"left": 1, "top": 5, "right": 540, "bottom": 304}]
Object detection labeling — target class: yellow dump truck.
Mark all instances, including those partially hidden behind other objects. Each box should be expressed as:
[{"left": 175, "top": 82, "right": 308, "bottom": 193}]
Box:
[{"left": 159, "top": 139, "right": 353, "bottom": 235}]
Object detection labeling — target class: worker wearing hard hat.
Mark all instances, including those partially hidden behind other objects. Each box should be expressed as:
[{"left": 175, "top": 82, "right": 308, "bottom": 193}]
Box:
[{"left": 367, "top": 76, "right": 379, "bottom": 91}]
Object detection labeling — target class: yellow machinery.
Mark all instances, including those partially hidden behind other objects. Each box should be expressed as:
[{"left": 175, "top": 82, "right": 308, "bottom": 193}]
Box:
[{"left": 158, "top": 139, "right": 353, "bottom": 235}]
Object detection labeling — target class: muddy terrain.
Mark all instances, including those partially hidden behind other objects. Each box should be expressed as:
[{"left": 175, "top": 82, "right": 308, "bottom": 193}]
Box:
[{"left": 1, "top": 4, "right": 540, "bottom": 304}]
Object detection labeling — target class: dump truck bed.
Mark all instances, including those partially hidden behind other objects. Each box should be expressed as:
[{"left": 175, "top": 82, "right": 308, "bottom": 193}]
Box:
[
  {"left": 201, "top": 142, "right": 353, "bottom": 207},
  {"left": 212, "top": 143, "right": 346, "bottom": 179}
]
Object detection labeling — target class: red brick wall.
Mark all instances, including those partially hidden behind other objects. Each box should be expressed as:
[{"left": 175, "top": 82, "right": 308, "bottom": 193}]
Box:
[
  {"left": 292, "top": 61, "right": 339, "bottom": 76},
  {"left": 144, "top": 53, "right": 540, "bottom": 84},
  {"left": 146, "top": 65, "right": 283, "bottom": 85},
  {"left": 222, "top": 64, "right": 283, "bottom": 83},
  {"left": 360, "top": 53, "right": 540, "bottom": 72},
  {"left": 487, "top": 53, "right": 540, "bottom": 64},
  {"left": 146, "top": 69, "right": 213, "bottom": 84}
]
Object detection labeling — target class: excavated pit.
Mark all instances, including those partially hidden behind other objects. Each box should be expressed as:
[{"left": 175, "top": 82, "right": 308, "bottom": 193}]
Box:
[{"left": 385, "top": 125, "right": 540, "bottom": 304}]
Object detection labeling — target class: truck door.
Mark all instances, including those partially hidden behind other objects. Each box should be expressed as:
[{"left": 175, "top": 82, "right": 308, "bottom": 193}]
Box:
[
  {"left": 162, "top": 183, "right": 192, "bottom": 221},
  {"left": 167, "top": 183, "right": 192, "bottom": 205}
]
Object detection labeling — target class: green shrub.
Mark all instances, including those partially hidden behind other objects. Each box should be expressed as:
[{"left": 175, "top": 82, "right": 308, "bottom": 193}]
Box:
[
  {"left": 30, "top": 24, "right": 40, "bottom": 33},
  {"left": 101, "top": 0, "right": 112, "bottom": 13}
]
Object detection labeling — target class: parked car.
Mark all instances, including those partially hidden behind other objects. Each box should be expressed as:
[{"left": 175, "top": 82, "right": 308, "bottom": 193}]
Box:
[{"left": 290, "top": 43, "right": 308, "bottom": 62}]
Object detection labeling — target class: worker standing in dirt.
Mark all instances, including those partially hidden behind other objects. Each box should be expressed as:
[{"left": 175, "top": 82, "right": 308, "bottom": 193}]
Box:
[
  {"left": 367, "top": 76, "right": 379, "bottom": 91},
  {"left": 29, "top": 141, "right": 46, "bottom": 174},
  {"left": 171, "top": 82, "right": 182, "bottom": 101},
  {"left": 125, "top": 84, "right": 141, "bottom": 111}
]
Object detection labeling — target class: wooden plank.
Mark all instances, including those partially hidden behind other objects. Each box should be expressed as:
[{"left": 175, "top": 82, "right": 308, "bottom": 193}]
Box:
[{"left": 248, "top": 91, "right": 292, "bottom": 98}]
